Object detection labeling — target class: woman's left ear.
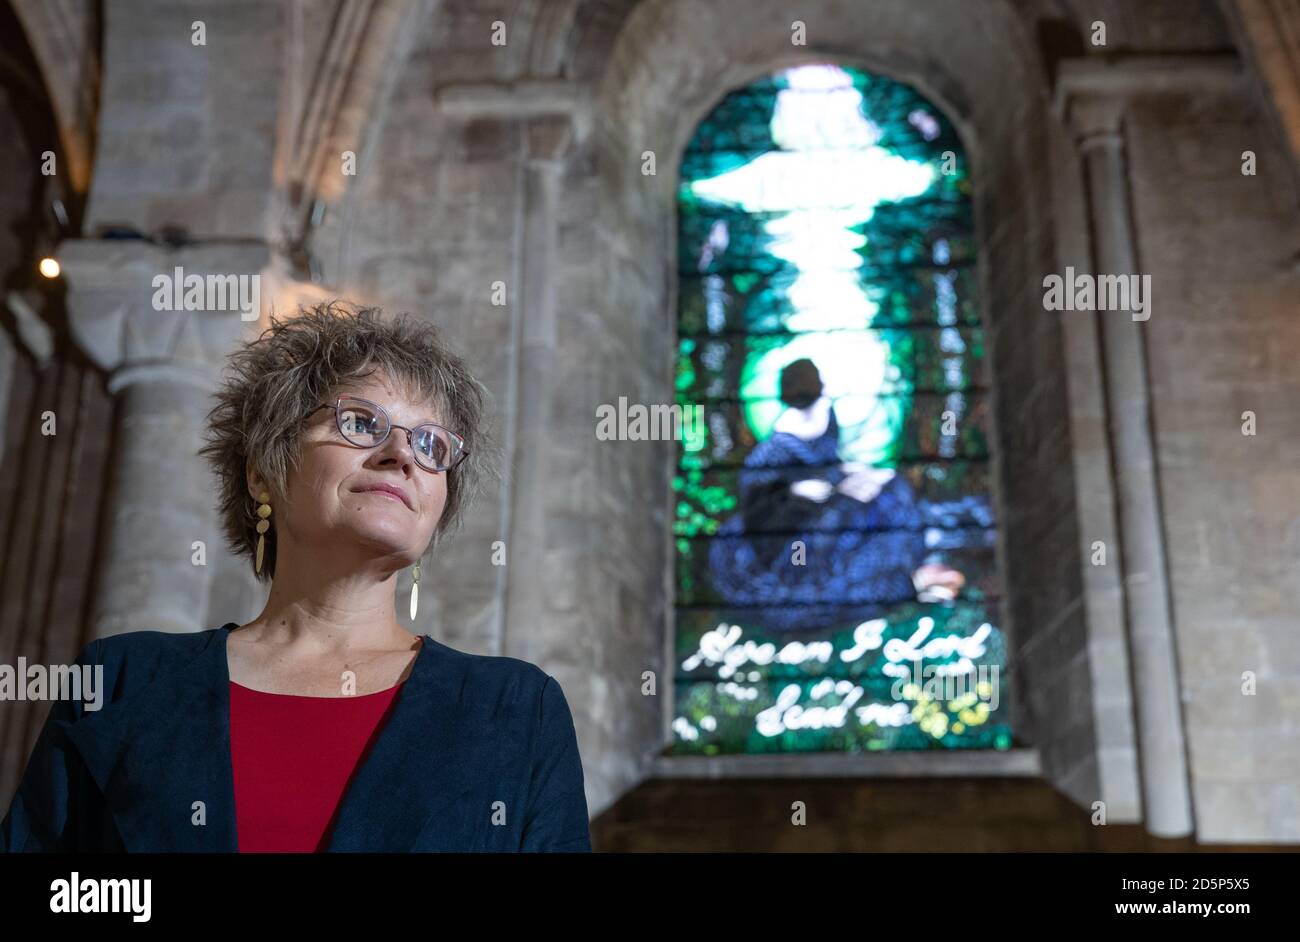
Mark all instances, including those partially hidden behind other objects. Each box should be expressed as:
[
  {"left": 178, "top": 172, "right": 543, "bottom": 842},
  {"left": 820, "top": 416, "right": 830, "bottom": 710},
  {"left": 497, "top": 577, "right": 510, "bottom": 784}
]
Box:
[{"left": 245, "top": 464, "right": 267, "bottom": 504}]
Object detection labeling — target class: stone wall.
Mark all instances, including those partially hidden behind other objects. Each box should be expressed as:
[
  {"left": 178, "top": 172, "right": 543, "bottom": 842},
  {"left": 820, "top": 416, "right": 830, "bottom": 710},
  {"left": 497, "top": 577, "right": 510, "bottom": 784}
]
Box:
[
  {"left": 1128, "top": 86, "right": 1300, "bottom": 841},
  {"left": 1, "top": 0, "right": 1297, "bottom": 840}
]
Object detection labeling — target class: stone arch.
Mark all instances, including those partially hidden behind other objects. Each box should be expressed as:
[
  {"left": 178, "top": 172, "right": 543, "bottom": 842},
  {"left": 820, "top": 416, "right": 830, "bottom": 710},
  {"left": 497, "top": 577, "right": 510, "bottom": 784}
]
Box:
[
  {"left": 273, "top": 0, "right": 433, "bottom": 284},
  {"left": 590, "top": 0, "right": 1125, "bottom": 814},
  {"left": 8, "top": 0, "right": 99, "bottom": 196}
]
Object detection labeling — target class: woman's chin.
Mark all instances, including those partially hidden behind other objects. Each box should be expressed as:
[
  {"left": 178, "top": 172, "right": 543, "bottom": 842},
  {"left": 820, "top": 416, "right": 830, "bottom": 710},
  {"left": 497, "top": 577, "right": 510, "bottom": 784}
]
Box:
[{"left": 331, "top": 523, "right": 421, "bottom": 561}]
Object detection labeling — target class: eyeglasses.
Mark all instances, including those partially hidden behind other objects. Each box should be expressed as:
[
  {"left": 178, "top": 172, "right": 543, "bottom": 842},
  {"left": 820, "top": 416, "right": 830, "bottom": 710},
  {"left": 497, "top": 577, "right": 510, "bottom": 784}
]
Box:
[{"left": 309, "top": 396, "right": 470, "bottom": 473}]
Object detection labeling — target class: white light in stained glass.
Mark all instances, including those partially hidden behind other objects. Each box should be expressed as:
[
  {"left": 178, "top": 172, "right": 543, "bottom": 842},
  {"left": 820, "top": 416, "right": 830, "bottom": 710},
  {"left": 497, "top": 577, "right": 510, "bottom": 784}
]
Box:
[
  {"left": 688, "top": 149, "right": 933, "bottom": 214},
  {"left": 686, "top": 63, "right": 936, "bottom": 459}
]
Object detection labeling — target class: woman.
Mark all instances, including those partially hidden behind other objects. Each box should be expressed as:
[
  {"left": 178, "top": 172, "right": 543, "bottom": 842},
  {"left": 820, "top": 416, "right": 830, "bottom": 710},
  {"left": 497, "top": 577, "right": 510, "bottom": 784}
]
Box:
[
  {"left": 0, "top": 301, "right": 591, "bottom": 853},
  {"left": 708, "top": 358, "right": 973, "bottom": 632}
]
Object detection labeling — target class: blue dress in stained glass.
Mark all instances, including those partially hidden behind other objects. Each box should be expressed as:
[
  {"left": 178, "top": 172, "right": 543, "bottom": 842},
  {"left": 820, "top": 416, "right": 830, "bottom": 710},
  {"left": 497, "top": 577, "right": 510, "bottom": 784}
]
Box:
[{"left": 707, "top": 405, "right": 992, "bottom": 632}]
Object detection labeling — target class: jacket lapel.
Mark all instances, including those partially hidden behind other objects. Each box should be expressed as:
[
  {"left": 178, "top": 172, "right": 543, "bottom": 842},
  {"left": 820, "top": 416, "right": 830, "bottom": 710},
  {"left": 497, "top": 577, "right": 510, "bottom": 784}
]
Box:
[
  {"left": 322, "top": 631, "right": 482, "bottom": 851},
  {"left": 66, "top": 624, "right": 483, "bottom": 852}
]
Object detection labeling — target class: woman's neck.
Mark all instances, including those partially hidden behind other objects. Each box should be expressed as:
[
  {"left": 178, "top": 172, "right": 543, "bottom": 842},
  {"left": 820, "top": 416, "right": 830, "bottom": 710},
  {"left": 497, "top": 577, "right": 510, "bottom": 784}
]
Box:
[{"left": 244, "top": 553, "right": 415, "bottom": 655}]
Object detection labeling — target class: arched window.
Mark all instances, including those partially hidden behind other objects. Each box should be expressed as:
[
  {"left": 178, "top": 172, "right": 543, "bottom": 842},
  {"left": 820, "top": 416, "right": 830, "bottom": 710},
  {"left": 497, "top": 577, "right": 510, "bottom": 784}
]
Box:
[{"left": 672, "top": 63, "right": 1011, "bottom": 754}]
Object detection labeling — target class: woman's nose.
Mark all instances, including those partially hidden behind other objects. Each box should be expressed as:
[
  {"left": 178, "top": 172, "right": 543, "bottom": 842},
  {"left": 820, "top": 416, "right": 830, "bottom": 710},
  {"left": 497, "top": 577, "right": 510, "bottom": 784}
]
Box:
[{"left": 373, "top": 427, "right": 416, "bottom": 468}]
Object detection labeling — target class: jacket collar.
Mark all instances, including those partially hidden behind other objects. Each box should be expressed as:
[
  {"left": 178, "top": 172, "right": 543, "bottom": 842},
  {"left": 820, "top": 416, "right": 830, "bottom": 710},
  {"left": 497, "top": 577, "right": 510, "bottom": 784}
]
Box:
[{"left": 65, "top": 624, "right": 479, "bottom": 852}]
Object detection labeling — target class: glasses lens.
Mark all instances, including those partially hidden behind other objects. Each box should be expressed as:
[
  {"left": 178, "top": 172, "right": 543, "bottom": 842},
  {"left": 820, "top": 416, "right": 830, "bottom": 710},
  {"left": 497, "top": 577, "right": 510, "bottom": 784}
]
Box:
[
  {"left": 337, "top": 399, "right": 388, "bottom": 445},
  {"left": 412, "top": 426, "right": 463, "bottom": 471}
]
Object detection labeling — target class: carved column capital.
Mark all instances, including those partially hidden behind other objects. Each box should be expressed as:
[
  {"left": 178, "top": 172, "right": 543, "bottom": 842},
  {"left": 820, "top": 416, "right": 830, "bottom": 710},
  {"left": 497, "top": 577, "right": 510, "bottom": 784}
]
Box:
[
  {"left": 1053, "top": 54, "right": 1243, "bottom": 145},
  {"left": 435, "top": 79, "right": 593, "bottom": 149},
  {"left": 58, "top": 239, "right": 271, "bottom": 392}
]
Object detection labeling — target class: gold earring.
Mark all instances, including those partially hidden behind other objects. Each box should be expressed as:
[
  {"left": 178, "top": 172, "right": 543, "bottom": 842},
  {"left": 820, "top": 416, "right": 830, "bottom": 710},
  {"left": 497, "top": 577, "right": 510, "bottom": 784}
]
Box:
[
  {"left": 409, "top": 560, "right": 420, "bottom": 621},
  {"left": 255, "top": 491, "right": 272, "bottom": 574}
]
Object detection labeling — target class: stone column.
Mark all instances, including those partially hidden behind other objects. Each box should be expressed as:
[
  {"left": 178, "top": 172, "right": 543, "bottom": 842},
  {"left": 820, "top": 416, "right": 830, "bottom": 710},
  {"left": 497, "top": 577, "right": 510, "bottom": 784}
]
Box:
[
  {"left": 1056, "top": 62, "right": 1205, "bottom": 838},
  {"left": 60, "top": 239, "right": 268, "bottom": 638},
  {"left": 435, "top": 80, "right": 583, "bottom": 661},
  {"left": 500, "top": 116, "right": 573, "bottom": 663}
]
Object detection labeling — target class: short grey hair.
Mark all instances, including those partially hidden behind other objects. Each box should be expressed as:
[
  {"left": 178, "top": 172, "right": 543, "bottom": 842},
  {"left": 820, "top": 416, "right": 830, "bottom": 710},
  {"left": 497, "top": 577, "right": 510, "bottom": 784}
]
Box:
[{"left": 198, "top": 300, "right": 492, "bottom": 583}]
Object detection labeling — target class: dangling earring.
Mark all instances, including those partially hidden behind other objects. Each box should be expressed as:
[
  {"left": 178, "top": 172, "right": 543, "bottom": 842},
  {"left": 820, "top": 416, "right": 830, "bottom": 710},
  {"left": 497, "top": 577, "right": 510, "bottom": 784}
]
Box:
[
  {"left": 409, "top": 560, "right": 421, "bottom": 621},
  {"left": 254, "top": 491, "right": 272, "bottom": 574}
]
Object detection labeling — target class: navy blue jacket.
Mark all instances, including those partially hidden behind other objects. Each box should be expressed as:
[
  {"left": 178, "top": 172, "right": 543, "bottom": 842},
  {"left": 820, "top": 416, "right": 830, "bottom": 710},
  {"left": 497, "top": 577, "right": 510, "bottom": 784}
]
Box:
[{"left": 1, "top": 623, "right": 592, "bottom": 852}]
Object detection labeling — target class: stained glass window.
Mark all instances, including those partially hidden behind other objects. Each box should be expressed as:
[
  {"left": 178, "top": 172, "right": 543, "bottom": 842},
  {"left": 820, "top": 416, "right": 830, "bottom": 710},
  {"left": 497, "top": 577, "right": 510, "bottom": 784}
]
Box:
[{"left": 672, "top": 64, "right": 1012, "bottom": 754}]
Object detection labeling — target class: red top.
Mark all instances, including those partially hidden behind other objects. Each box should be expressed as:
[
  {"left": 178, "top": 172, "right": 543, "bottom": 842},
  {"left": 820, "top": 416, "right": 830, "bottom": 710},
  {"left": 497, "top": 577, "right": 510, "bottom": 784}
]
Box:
[{"left": 228, "top": 679, "right": 404, "bottom": 853}]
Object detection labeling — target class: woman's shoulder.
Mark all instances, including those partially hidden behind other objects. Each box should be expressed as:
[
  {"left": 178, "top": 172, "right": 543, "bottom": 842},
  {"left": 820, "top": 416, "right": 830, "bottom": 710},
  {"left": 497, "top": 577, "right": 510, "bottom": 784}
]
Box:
[
  {"left": 80, "top": 626, "right": 221, "bottom": 662},
  {"left": 70, "top": 626, "right": 224, "bottom": 689},
  {"left": 422, "top": 634, "right": 547, "bottom": 684},
  {"left": 36, "top": 628, "right": 227, "bottom": 725},
  {"left": 420, "top": 635, "right": 572, "bottom": 713}
]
